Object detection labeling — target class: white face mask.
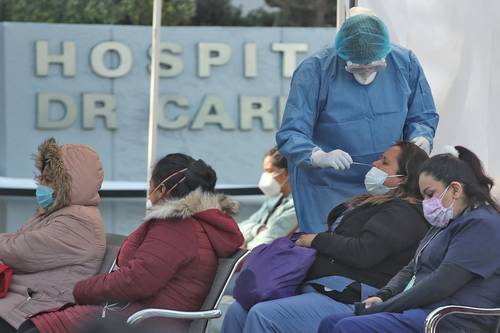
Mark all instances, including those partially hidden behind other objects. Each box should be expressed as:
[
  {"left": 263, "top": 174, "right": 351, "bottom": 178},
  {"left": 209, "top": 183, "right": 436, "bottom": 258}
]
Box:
[
  {"left": 258, "top": 172, "right": 282, "bottom": 197},
  {"left": 146, "top": 199, "right": 153, "bottom": 210},
  {"left": 364, "top": 167, "right": 403, "bottom": 195},
  {"left": 353, "top": 71, "right": 378, "bottom": 85},
  {"left": 345, "top": 59, "right": 386, "bottom": 85}
]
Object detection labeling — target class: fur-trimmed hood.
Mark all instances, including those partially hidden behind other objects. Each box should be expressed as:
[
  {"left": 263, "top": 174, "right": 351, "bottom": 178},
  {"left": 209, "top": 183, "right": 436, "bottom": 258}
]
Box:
[
  {"left": 145, "top": 188, "right": 243, "bottom": 257},
  {"left": 145, "top": 188, "right": 238, "bottom": 221},
  {"left": 35, "top": 138, "right": 104, "bottom": 215}
]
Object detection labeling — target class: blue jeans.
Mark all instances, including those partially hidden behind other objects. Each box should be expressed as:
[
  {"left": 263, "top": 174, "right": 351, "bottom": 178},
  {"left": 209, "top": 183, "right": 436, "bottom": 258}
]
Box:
[
  {"left": 221, "top": 292, "right": 354, "bottom": 333},
  {"left": 318, "top": 309, "right": 430, "bottom": 333}
]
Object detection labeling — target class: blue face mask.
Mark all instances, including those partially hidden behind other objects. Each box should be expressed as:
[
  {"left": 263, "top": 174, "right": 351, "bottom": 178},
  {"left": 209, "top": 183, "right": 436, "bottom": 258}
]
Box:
[{"left": 36, "top": 185, "right": 55, "bottom": 208}]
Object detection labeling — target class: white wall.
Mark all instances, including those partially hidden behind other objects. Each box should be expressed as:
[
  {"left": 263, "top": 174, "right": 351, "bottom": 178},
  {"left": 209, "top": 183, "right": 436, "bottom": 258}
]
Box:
[{"left": 360, "top": 0, "right": 500, "bottom": 186}]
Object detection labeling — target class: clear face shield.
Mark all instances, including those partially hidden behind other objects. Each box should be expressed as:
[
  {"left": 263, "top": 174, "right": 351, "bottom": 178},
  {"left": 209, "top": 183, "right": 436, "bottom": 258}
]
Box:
[
  {"left": 345, "top": 58, "right": 387, "bottom": 85},
  {"left": 344, "top": 58, "right": 387, "bottom": 74}
]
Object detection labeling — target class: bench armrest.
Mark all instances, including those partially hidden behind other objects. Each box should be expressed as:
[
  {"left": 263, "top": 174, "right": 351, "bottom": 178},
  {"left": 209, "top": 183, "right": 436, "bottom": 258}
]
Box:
[
  {"left": 127, "top": 308, "right": 222, "bottom": 325},
  {"left": 425, "top": 305, "right": 500, "bottom": 333}
]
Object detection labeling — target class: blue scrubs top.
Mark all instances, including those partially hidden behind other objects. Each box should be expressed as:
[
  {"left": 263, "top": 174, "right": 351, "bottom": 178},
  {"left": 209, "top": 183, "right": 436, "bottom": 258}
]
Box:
[
  {"left": 416, "top": 206, "right": 500, "bottom": 332},
  {"left": 276, "top": 44, "right": 439, "bottom": 232}
]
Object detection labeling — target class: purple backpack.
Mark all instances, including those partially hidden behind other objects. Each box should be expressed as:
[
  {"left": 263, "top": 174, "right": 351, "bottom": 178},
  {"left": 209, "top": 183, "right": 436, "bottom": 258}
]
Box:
[{"left": 233, "top": 237, "right": 316, "bottom": 310}]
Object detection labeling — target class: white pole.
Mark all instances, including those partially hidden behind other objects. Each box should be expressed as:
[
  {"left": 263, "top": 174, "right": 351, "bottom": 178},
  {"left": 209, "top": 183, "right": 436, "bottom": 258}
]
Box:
[
  {"left": 337, "top": 0, "right": 347, "bottom": 29},
  {"left": 146, "top": 0, "right": 162, "bottom": 203}
]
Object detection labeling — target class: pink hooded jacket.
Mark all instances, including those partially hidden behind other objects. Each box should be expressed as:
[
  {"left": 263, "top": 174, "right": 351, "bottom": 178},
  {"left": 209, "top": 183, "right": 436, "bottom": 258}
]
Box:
[{"left": 0, "top": 138, "right": 106, "bottom": 328}]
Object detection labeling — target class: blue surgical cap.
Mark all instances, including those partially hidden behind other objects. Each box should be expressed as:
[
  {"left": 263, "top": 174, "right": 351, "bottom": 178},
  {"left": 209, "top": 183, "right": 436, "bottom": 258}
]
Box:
[{"left": 335, "top": 14, "right": 391, "bottom": 64}]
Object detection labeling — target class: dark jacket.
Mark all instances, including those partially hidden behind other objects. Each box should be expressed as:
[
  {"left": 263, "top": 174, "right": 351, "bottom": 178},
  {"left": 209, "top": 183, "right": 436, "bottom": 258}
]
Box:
[
  {"left": 307, "top": 198, "right": 428, "bottom": 289},
  {"left": 31, "top": 189, "right": 244, "bottom": 333}
]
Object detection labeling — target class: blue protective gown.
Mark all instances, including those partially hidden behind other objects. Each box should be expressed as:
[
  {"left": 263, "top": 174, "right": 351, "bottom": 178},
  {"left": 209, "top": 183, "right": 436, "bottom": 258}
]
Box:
[{"left": 276, "top": 44, "right": 439, "bottom": 233}]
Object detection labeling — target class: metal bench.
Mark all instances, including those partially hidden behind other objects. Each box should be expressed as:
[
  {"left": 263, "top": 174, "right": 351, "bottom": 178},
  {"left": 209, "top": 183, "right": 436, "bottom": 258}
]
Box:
[
  {"left": 98, "top": 233, "right": 126, "bottom": 274},
  {"left": 425, "top": 305, "right": 500, "bottom": 333},
  {"left": 127, "top": 248, "right": 249, "bottom": 333}
]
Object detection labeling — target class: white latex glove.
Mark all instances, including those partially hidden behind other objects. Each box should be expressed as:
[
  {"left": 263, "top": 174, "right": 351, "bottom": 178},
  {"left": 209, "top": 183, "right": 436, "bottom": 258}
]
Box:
[
  {"left": 411, "top": 136, "right": 431, "bottom": 155},
  {"left": 311, "top": 148, "right": 353, "bottom": 170}
]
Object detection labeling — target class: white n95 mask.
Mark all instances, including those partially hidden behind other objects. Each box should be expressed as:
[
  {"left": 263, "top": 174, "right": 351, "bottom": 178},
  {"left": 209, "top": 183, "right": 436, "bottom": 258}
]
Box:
[
  {"left": 258, "top": 172, "right": 282, "bottom": 197},
  {"left": 353, "top": 71, "right": 377, "bottom": 85},
  {"left": 345, "top": 59, "right": 386, "bottom": 85},
  {"left": 364, "top": 167, "right": 402, "bottom": 195}
]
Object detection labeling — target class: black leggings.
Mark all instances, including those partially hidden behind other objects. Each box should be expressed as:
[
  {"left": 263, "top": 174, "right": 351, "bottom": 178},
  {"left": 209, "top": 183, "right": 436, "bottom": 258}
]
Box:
[
  {"left": 17, "top": 320, "right": 40, "bottom": 333},
  {"left": 0, "top": 318, "right": 16, "bottom": 333}
]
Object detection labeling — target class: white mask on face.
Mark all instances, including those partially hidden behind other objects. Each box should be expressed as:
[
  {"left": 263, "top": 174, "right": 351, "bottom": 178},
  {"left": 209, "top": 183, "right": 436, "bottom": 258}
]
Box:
[
  {"left": 353, "top": 71, "right": 378, "bottom": 85},
  {"left": 345, "top": 59, "right": 385, "bottom": 85},
  {"left": 258, "top": 172, "right": 282, "bottom": 197},
  {"left": 146, "top": 199, "right": 153, "bottom": 210},
  {"left": 364, "top": 167, "right": 403, "bottom": 195}
]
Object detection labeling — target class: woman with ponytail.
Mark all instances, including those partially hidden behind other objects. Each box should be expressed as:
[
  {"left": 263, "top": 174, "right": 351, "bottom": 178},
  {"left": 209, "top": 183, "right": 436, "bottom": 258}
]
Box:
[
  {"left": 19, "top": 153, "right": 244, "bottom": 333},
  {"left": 319, "top": 146, "right": 500, "bottom": 333}
]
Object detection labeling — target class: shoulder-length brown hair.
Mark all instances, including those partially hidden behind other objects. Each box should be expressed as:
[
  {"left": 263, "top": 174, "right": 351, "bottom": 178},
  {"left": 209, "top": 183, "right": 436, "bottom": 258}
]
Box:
[{"left": 348, "top": 141, "right": 429, "bottom": 207}]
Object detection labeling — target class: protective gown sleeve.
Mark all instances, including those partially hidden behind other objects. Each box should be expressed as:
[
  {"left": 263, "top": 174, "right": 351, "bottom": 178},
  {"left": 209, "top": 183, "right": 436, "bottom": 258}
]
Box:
[
  {"left": 276, "top": 58, "right": 322, "bottom": 168},
  {"left": 403, "top": 51, "right": 439, "bottom": 149}
]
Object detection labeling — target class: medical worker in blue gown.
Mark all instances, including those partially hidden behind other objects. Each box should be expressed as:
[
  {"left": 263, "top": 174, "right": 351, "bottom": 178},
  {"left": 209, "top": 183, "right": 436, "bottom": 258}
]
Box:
[{"left": 276, "top": 8, "right": 439, "bottom": 233}]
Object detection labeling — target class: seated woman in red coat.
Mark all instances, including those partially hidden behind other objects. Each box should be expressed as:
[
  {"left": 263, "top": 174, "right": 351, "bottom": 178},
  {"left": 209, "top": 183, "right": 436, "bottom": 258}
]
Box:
[{"left": 18, "top": 153, "right": 244, "bottom": 333}]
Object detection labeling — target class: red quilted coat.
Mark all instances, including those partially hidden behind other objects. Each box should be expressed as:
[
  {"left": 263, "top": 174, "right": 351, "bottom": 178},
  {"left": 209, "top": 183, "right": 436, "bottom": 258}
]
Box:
[{"left": 30, "top": 189, "right": 244, "bottom": 333}]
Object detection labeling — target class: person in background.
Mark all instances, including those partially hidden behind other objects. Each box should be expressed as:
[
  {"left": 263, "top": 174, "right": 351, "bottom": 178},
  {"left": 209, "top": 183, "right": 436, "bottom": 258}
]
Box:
[
  {"left": 212, "top": 147, "right": 296, "bottom": 332},
  {"left": 17, "top": 153, "right": 244, "bottom": 333},
  {"left": 0, "top": 138, "right": 106, "bottom": 333},
  {"left": 276, "top": 7, "right": 439, "bottom": 233},
  {"left": 319, "top": 146, "right": 500, "bottom": 333},
  {"left": 239, "top": 147, "right": 297, "bottom": 249},
  {"left": 221, "top": 141, "right": 429, "bottom": 333}
]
